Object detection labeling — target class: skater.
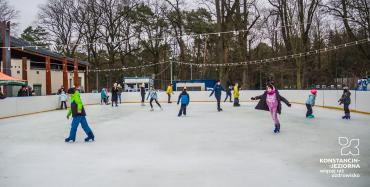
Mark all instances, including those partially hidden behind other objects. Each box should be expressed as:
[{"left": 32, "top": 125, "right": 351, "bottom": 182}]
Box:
[
  {"left": 59, "top": 88, "right": 67, "bottom": 109},
  {"left": 100, "top": 88, "right": 108, "bottom": 105},
  {"left": 117, "top": 83, "right": 123, "bottom": 104},
  {"left": 146, "top": 86, "right": 162, "bottom": 111},
  {"left": 251, "top": 84, "right": 291, "bottom": 133},
  {"left": 233, "top": 83, "right": 240, "bottom": 107},
  {"left": 224, "top": 85, "right": 233, "bottom": 102},
  {"left": 305, "top": 89, "right": 317, "bottom": 118},
  {"left": 166, "top": 84, "right": 174, "bottom": 103},
  {"left": 111, "top": 83, "right": 119, "bottom": 107},
  {"left": 140, "top": 83, "right": 146, "bottom": 106},
  {"left": 209, "top": 80, "right": 225, "bottom": 111},
  {"left": 177, "top": 87, "right": 190, "bottom": 117},
  {"left": 65, "top": 87, "right": 95, "bottom": 143},
  {"left": 338, "top": 86, "right": 351, "bottom": 119}
]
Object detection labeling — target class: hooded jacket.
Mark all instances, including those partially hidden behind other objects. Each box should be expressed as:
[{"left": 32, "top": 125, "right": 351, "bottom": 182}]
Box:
[
  {"left": 67, "top": 90, "right": 86, "bottom": 118},
  {"left": 177, "top": 90, "right": 190, "bottom": 105}
]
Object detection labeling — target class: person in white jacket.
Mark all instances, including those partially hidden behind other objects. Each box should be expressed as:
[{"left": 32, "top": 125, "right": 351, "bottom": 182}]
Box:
[{"left": 59, "top": 88, "right": 67, "bottom": 109}]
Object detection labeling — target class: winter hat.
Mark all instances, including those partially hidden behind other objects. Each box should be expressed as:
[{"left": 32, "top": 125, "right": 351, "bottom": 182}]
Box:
[
  {"left": 311, "top": 89, "right": 317, "bottom": 95},
  {"left": 68, "top": 87, "right": 76, "bottom": 94}
]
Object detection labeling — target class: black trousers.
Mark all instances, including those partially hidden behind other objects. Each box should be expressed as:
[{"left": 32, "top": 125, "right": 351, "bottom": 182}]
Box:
[
  {"left": 150, "top": 98, "right": 161, "bottom": 108},
  {"left": 233, "top": 98, "right": 240, "bottom": 106},
  {"left": 141, "top": 94, "right": 145, "bottom": 103},
  {"left": 344, "top": 104, "right": 350, "bottom": 116},
  {"left": 60, "top": 101, "right": 67, "bottom": 109},
  {"left": 306, "top": 104, "right": 313, "bottom": 117},
  {"left": 178, "top": 104, "right": 187, "bottom": 116},
  {"left": 112, "top": 100, "right": 118, "bottom": 106},
  {"left": 167, "top": 93, "right": 171, "bottom": 103},
  {"left": 216, "top": 96, "right": 221, "bottom": 110}
]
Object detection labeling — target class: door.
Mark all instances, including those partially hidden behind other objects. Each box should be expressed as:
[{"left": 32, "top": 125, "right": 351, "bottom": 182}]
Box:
[{"left": 33, "top": 84, "right": 42, "bottom": 96}]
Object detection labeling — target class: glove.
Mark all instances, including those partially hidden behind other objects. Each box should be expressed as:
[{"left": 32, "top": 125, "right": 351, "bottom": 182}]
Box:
[
  {"left": 66, "top": 116, "right": 70, "bottom": 120},
  {"left": 287, "top": 103, "right": 291, "bottom": 107},
  {"left": 251, "top": 97, "right": 255, "bottom": 100}
]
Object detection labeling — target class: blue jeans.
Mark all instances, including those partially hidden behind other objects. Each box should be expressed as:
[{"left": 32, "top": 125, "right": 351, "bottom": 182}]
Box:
[{"left": 68, "top": 116, "right": 92, "bottom": 140}]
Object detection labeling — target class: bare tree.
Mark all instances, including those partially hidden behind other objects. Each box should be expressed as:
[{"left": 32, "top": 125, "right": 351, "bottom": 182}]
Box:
[{"left": 0, "top": 0, "right": 19, "bottom": 29}]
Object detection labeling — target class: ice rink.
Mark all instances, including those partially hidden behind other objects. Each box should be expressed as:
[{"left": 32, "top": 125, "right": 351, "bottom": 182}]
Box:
[{"left": 0, "top": 102, "right": 369, "bottom": 187}]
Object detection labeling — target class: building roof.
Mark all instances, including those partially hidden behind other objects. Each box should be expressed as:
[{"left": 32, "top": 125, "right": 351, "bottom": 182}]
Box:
[{"left": 0, "top": 35, "right": 89, "bottom": 66}]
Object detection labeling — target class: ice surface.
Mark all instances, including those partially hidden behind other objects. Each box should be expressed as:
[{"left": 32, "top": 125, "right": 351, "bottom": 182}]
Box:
[{"left": 0, "top": 102, "right": 369, "bottom": 187}]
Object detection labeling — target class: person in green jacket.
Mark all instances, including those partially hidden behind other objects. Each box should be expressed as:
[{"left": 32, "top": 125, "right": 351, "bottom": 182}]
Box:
[{"left": 65, "top": 87, "right": 95, "bottom": 142}]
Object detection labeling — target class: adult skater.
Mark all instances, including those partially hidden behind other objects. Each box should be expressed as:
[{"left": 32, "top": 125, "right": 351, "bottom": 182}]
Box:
[
  {"left": 140, "top": 83, "right": 146, "bottom": 106},
  {"left": 111, "top": 83, "right": 119, "bottom": 107},
  {"left": 65, "top": 87, "right": 95, "bottom": 142},
  {"left": 338, "top": 86, "right": 351, "bottom": 119},
  {"left": 166, "top": 84, "right": 174, "bottom": 103},
  {"left": 177, "top": 87, "right": 190, "bottom": 117},
  {"left": 251, "top": 84, "right": 291, "bottom": 133},
  {"left": 117, "top": 83, "right": 123, "bottom": 104},
  {"left": 146, "top": 86, "right": 162, "bottom": 111},
  {"left": 233, "top": 83, "right": 240, "bottom": 107},
  {"left": 305, "top": 89, "right": 317, "bottom": 118},
  {"left": 209, "top": 80, "right": 225, "bottom": 112},
  {"left": 224, "top": 85, "right": 233, "bottom": 102}
]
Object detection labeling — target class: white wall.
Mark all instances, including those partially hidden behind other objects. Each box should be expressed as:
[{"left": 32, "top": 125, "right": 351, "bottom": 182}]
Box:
[{"left": 1, "top": 90, "right": 369, "bottom": 119}]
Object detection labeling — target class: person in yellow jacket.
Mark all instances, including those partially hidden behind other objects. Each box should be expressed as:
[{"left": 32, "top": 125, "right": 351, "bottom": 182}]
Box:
[
  {"left": 233, "top": 83, "right": 240, "bottom": 107},
  {"left": 166, "top": 84, "right": 174, "bottom": 103}
]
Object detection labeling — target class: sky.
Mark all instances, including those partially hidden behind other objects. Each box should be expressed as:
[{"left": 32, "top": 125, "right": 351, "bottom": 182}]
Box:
[{"left": 8, "top": 0, "right": 47, "bottom": 34}]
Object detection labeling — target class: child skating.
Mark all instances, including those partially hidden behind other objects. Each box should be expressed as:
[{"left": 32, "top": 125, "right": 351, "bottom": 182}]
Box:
[
  {"left": 209, "top": 80, "right": 225, "bottom": 112},
  {"left": 338, "top": 86, "right": 351, "bottom": 119},
  {"left": 233, "top": 83, "right": 240, "bottom": 107},
  {"left": 59, "top": 88, "right": 67, "bottom": 109},
  {"left": 224, "top": 85, "right": 232, "bottom": 102},
  {"left": 177, "top": 87, "right": 190, "bottom": 117},
  {"left": 251, "top": 84, "right": 291, "bottom": 133},
  {"left": 65, "top": 87, "right": 95, "bottom": 143},
  {"left": 146, "top": 86, "right": 162, "bottom": 111},
  {"left": 305, "top": 89, "right": 317, "bottom": 118}
]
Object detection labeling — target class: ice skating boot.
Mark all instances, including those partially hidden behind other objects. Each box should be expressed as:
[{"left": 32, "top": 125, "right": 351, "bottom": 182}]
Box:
[
  {"left": 65, "top": 137, "right": 75, "bottom": 143},
  {"left": 308, "top": 115, "right": 315, "bottom": 119},
  {"left": 277, "top": 124, "right": 280, "bottom": 133},
  {"left": 160, "top": 107, "right": 163, "bottom": 111},
  {"left": 273, "top": 127, "right": 278, "bottom": 133},
  {"left": 84, "top": 132, "right": 95, "bottom": 142},
  {"left": 150, "top": 108, "right": 154, "bottom": 111},
  {"left": 342, "top": 115, "right": 346, "bottom": 119}
]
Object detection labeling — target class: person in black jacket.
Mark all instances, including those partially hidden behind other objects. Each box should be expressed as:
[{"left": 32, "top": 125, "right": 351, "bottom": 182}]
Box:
[
  {"left": 338, "top": 87, "right": 351, "bottom": 119},
  {"left": 140, "top": 84, "right": 146, "bottom": 106},
  {"left": 111, "top": 83, "right": 119, "bottom": 107},
  {"left": 251, "top": 84, "right": 291, "bottom": 133}
]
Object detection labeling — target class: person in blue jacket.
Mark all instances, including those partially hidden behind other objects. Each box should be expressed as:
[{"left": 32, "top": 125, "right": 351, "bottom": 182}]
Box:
[
  {"left": 177, "top": 87, "right": 190, "bottom": 117},
  {"left": 224, "top": 85, "right": 233, "bottom": 102},
  {"left": 209, "top": 80, "right": 225, "bottom": 112}
]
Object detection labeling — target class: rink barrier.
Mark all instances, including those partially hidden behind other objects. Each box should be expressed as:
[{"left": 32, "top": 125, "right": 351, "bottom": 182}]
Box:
[{"left": 0, "top": 90, "right": 369, "bottom": 119}]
